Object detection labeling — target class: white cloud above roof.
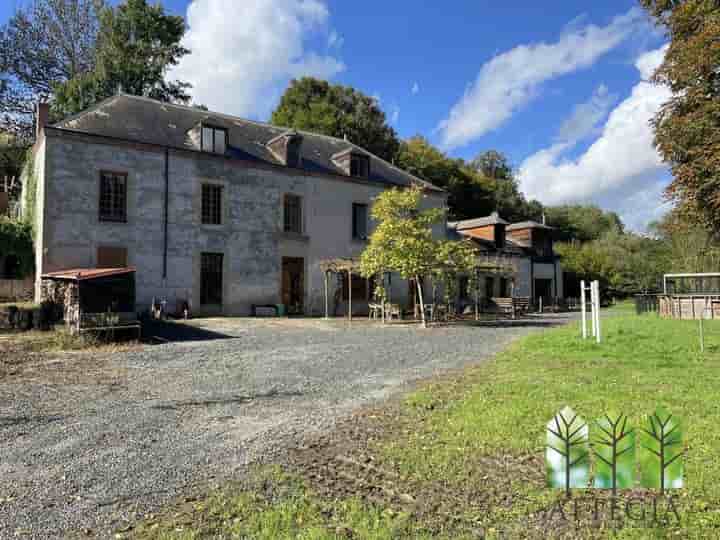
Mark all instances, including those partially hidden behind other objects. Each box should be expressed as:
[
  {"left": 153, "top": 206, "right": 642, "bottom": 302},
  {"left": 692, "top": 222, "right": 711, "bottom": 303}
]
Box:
[
  {"left": 171, "top": 0, "right": 345, "bottom": 119},
  {"left": 518, "top": 45, "right": 672, "bottom": 231},
  {"left": 437, "top": 8, "right": 646, "bottom": 149}
]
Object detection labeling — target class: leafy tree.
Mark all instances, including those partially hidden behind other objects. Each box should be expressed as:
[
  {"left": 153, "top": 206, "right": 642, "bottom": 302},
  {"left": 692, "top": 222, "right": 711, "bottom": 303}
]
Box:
[
  {"left": 470, "top": 150, "right": 513, "bottom": 180},
  {"left": 53, "top": 0, "right": 190, "bottom": 118},
  {"left": 641, "top": 0, "right": 720, "bottom": 230},
  {"left": 0, "top": 133, "right": 28, "bottom": 202},
  {"left": 544, "top": 204, "right": 624, "bottom": 243},
  {"left": 359, "top": 185, "right": 474, "bottom": 327},
  {"left": 0, "top": 217, "right": 34, "bottom": 276},
  {"left": 271, "top": 77, "right": 400, "bottom": 162},
  {"left": 395, "top": 137, "right": 495, "bottom": 220},
  {"left": 556, "top": 231, "right": 669, "bottom": 298},
  {"left": 650, "top": 210, "right": 720, "bottom": 273},
  {"left": 0, "top": 0, "right": 102, "bottom": 140}
]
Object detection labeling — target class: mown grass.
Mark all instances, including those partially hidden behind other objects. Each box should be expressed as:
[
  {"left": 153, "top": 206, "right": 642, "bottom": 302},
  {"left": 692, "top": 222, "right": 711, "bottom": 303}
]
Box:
[
  {"left": 128, "top": 313, "right": 720, "bottom": 539},
  {"left": 387, "top": 314, "right": 720, "bottom": 537}
]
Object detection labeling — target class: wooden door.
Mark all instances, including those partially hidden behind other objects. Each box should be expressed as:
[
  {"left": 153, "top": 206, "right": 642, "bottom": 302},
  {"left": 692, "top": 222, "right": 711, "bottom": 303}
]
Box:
[{"left": 282, "top": 257, "right": 304, "bottom": 314}]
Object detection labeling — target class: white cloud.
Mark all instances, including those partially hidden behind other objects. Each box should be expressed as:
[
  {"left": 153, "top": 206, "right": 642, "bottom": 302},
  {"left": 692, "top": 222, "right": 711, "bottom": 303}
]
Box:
[
  {"left": 327, "top": 29, "right": 344, "bottom": 49},
  {"left": 390, "top": 104, "right": 400, "bottom": 124},
  {"left": 437, "top": 8, "right": 645, "bottom": 149},
  {"left": 171, "top": 0, "right": 345, "bottom": 119},
  {"left": 411, "top": 82, "right": 420, "bottom": 95},
  {"left": 556, "top": 84, "right": 616, "bottom": 144},
  {"left": 518, "top": 46, "right": 671, "bottom": 231}
]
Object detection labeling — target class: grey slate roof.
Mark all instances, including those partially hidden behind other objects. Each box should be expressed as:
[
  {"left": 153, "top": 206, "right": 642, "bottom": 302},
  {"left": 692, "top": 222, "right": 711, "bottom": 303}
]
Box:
[
  {"left": 506, "top": 220, "right": 554, "bottom": 231},
  {"left": 448, "top": 211, "right": 509, "bottom": 230},
  {"left": 54, "top": 94, "right": 443, "bottom": 192}
]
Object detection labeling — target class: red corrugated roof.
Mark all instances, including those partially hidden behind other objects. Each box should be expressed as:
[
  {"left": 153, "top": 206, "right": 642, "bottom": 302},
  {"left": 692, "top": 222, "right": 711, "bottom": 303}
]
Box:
[{"left": 41, "top": 267, "right": 136, "bottom": 281}]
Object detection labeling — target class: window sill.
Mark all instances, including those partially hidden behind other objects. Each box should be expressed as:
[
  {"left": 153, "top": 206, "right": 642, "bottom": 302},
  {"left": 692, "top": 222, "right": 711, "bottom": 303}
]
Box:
[
  {"left": 99, "top": 219, "right": 128, "bottom": 224},
  {"left": 351, "top": 237, "right": 368, "bottom": 244},
  {"left": 277, "top": 231, "right": 310, "bottom": 243}
]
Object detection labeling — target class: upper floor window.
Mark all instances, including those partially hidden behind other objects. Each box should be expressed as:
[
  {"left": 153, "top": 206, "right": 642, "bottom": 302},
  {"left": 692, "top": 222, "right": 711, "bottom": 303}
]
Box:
[
  {"left": 202, "top": 184, "right": 223, "bottom": 225},
  {"left": 99, "top": 171, "right": 127, "bottom": 222},
  {"left": 350, "top": 155, "right": 370, "bottom": 178},
  {"left": 284, "top": 194, "right": 302, "bottom": 234},
  {"left": 352, "top": 203, "right": 368, "bottom": 240},
  {"left": 201, "top": 125, "right": 227, "bottom": 155}
]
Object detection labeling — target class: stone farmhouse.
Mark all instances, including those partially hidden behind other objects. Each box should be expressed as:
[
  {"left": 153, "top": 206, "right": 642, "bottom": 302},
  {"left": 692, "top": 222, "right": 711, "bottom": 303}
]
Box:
[{"left": 22, "top": 94, "right": 562, "bottom": 317}]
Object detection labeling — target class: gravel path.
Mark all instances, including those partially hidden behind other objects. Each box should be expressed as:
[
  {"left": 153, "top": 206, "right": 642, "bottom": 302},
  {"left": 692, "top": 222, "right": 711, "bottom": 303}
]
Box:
[{"left": 0, "top": 314, "right": 574, "bottom": 538}]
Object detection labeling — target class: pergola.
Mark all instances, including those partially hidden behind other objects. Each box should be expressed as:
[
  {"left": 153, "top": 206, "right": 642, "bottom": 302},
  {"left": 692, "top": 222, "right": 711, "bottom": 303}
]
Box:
[
  {"left": 318, "top": 255, "right": 517, "bottom": 322},
  {"left": 319, "top": 257, "right": 365, "bottom": 321}
]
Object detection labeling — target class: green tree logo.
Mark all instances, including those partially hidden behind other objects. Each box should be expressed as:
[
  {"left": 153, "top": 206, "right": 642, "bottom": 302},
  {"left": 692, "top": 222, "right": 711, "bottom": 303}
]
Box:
[
  {"left": 592, "top": 412, "right": 635, "bottom": 493},
  {"left": 639, "top": 408, "right": 684, "bottom": 492},
  {"left": 546, "top": 406, "right": 590, "bottom": 495}
]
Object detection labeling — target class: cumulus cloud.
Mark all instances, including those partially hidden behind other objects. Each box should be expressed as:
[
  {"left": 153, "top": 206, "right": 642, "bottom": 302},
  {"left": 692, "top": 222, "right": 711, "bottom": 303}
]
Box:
[
  {"left": 556, "top": 84, "right": 617, "bottom": 144},
  {"left": 411, "top": 82, "right": 420, "bottom": 95},
  {"left": 171, "top": 0, "right": 345, "bottom": 119},
  {"left": 518, "top": 46, "right": 671, "bottom": 230},
  {"left": 437, "top": 8, "right": 645, "bottom": 149}
]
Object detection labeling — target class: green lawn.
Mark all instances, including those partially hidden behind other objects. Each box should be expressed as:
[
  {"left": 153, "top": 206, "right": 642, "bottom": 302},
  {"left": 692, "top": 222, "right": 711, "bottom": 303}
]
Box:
[{"left": 129, "top": 314, "right": 720, "bottom": 539}]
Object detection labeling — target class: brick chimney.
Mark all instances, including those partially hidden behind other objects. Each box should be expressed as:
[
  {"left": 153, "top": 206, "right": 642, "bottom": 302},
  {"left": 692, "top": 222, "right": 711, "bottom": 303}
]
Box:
[{"left": 36, "top": 102, "right": 49, "bottom": 140}]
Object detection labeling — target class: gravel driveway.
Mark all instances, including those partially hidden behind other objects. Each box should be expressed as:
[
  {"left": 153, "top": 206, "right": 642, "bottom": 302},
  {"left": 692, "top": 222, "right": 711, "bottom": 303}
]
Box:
[{"left": 0, "top": 314, "right": 573, "bottom": 538}]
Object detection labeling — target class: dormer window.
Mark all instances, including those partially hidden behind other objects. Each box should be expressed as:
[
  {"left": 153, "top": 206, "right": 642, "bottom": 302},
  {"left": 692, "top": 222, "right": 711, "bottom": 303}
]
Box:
[
  {"left": 266, "top": 131, "right": 302, "bottom": 167},
  {"left": 201, "top": 125, "right": 227, "bottom": 155},
  {"left": 350, "top": 155, "right": 370, "bottom": 178},
  {"left": 332, "top": 148, "right": 371, "bottom": 178}
]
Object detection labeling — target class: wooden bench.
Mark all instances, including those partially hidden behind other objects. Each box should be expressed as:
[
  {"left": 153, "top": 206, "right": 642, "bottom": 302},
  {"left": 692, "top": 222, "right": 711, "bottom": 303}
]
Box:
[{"left": 491, "top": 297, "right": 531, "bottom": 319}]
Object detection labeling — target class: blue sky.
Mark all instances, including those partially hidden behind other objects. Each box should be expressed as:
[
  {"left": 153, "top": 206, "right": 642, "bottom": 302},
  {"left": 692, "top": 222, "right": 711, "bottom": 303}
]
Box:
[{"left": 1, "top": 1, "right": 670, "bottom": 229}]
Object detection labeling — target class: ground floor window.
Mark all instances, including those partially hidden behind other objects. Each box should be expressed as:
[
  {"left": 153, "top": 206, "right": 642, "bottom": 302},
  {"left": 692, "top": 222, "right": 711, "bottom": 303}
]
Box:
[{"left": 201, "top": 252, "right": 224, "bottom": 305}]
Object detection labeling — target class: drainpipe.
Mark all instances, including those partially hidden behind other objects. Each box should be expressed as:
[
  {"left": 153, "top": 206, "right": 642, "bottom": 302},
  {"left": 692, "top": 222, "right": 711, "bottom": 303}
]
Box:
[{"left": 163, "top": 148, "right": 169, "bottom": 279}]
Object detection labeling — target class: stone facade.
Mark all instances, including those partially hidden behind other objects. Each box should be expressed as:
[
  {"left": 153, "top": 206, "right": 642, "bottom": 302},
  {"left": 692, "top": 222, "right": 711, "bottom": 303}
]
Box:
[{"left": 31, "top": 129, "right": 446, "bottom": 316}]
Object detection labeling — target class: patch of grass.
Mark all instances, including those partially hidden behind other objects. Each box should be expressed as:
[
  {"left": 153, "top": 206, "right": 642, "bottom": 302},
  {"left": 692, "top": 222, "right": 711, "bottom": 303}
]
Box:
[
  {"left": 130, "top": 468, "right": 455, "bottom": 540},
  {"left": 127, "top": 314, "right": 720, "bottom": 538},
  {"left": 0, "top": 301, "right": 39, "bottom": 309},
  {"left": 384, "top": 314, "right": 720, "bottom": 536}
]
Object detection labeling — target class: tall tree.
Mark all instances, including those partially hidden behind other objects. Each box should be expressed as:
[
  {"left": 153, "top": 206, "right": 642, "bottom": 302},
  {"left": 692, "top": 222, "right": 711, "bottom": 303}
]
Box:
[
  {"left": 53, "top": 0, "right": 191, "bottom": 118},
  {"left": 271, "top": 77, "right": 400, "bottom": 162},
  {"left": 471, "top": 150, "right": 513, "bottom": 180},
  {"left": 544, "top": 204, "right": 624, "bottom": 243},
  {"left": 0, "top": 0, "right": 102, "bottom": 140},
  {"left": 396, "top": 137, "right": 496, "bottom": 220},
  {"left": 641, "top": 0, "right": 720, "bottom": 229}
]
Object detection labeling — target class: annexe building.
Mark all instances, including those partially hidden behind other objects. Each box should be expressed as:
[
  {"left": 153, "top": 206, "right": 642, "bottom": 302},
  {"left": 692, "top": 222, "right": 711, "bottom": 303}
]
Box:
[
  {"left": 448, "top": 213, "right": 563, "bottom": 307},
  {"left": 23, "top": 94, "right": 446, "bottom": 316}
]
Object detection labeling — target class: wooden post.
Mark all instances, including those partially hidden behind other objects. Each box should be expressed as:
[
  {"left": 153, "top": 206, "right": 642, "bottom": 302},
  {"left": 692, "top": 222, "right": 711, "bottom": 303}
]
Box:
[
  {"left": 324, "top": 270, "right": 329, "bottom": 320},
  {"left": 580, "top": 280, "right": 587, "bottom": 339},
  {"left": 348, "top": 269, "right": 352, "bottom": 322}
]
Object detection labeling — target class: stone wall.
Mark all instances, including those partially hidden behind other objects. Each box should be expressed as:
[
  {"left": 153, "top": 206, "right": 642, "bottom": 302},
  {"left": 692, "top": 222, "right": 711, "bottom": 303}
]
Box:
[{"left": 38, "top": 131, "right": 447, "bottom": 316}]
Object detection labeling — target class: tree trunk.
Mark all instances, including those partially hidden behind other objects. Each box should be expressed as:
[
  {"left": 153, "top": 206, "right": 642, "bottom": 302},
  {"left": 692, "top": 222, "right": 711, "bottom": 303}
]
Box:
[{"left": 416, "top": 275, "right": 427, "bottom": 328}]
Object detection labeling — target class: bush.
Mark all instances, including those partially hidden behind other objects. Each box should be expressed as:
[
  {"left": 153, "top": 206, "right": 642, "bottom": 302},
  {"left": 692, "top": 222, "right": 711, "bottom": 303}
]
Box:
[{"left": 0, "top": 218, "right": 34, "bottom": 277}]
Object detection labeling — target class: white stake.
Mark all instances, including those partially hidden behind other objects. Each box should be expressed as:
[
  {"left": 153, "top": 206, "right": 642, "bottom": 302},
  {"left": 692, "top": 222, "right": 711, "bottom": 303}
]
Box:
[
  {"left": 580, "top": 280, "right": 587, "bottom": 339},
  {"left": 593, "top": 281, "right": 601, "bottom": 343}
]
